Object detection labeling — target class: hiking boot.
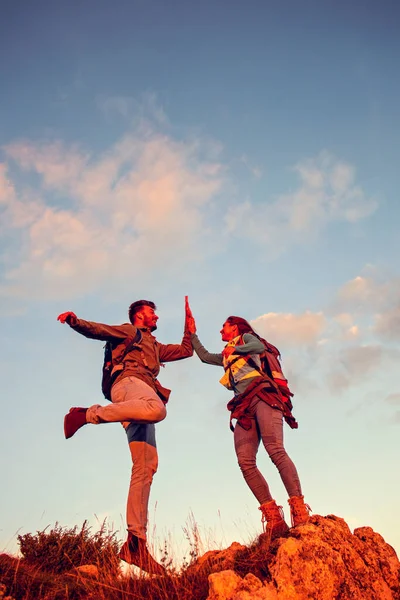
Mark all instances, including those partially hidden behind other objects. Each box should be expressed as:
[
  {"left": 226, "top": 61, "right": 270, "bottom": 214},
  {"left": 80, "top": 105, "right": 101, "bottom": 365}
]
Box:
[
  {"left": 64, "top": 407, "right": 88, "bottom": 439},
  {"left": 259, "top": 500, "right": 289, "bottom": 539},
  {"left": 119, "top": 532, "right": 166, "bottom": 576},
  {"left": 288, "top": 495, "right": 311, "bottom": 527}
]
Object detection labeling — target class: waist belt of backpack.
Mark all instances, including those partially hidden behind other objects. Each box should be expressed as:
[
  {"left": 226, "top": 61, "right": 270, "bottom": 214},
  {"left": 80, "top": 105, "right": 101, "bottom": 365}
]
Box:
[{"left": 245, "top": 355, "right": 281, "bottom": 396}]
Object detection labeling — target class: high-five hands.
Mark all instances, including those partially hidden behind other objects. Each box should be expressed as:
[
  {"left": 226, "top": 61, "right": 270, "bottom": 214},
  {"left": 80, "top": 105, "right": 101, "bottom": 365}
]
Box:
[
  {"left": 184, "top": 296, "right": 196, "bottom": 334},
  {"left": 57, "top": 311, "right": 77, "bottom": 325}
]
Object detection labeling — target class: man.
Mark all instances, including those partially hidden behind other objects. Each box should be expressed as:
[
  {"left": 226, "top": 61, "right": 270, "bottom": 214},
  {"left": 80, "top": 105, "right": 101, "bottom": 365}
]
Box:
[{"left": 57, "top": 299, "right": 193, "bottom": 575}]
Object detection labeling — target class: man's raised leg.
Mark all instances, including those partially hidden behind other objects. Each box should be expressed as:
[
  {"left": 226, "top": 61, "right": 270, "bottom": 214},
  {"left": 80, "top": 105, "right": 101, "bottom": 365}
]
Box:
[{"left": 64, "top": 377, "right": 166, "bottom": 439}]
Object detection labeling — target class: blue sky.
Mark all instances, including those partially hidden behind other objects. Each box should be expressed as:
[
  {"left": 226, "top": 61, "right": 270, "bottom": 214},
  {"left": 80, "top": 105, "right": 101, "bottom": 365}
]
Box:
[{"left": 1, "top": 0, "right": 399, "bottom": 564}]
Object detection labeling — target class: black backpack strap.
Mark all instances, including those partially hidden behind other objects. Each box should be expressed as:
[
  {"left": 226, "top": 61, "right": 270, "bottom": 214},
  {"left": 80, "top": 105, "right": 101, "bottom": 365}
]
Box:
[
  {"left": 122, "top": 329, "right": 142, "bottom": 360},
  {"left": 114, "top": 329, "right": 142, "bottom": 368}
]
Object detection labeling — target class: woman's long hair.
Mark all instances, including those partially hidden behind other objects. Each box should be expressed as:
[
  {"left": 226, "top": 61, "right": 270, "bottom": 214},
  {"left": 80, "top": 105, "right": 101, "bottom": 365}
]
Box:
[
  {"left": 226, "top": 316, "right": 257, "bottom": 336},
  {"left": 226, "top": 315, "right": 280, "bottom": 357}
]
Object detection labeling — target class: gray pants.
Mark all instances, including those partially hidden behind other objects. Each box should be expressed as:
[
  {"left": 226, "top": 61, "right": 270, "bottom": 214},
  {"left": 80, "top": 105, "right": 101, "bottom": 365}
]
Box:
[{"left": 234, "top": 400, "right": 302, "bottom": 504}]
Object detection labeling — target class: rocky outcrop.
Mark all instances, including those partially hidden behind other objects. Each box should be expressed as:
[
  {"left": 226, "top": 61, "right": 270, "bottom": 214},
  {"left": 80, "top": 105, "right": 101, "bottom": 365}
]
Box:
[
  {"left": 208, "top": 570, "right": 277, "bottom": 600},
  {"left": 194, "top": 542, "right": 247, "bottom": 574},
  {"left": 199, "top": 515, "right": 400, "bottom": 600}
]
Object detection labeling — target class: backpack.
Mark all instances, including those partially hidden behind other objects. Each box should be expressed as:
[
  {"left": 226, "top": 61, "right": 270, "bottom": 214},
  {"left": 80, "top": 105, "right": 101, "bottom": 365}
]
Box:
[
  {"left": 241, "top": 335, "right": 293, "bottom": 404},
  {"left": 259, "top": 340, "right": 293, "bottom": 401},
  {"left": 101, "top": 330, "right": 142, "bottom": 400}
]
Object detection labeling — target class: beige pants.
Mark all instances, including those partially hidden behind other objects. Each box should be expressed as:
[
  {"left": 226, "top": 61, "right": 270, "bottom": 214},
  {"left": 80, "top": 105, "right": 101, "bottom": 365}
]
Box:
[{"left": 86, "top": 376, "right": 167, "bottom": 425}]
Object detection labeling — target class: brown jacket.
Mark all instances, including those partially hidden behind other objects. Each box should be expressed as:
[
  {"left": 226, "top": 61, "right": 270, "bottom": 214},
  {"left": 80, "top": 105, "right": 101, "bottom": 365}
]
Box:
[{"left": 69, "top": 317, "right": 193, "bottom": 393}]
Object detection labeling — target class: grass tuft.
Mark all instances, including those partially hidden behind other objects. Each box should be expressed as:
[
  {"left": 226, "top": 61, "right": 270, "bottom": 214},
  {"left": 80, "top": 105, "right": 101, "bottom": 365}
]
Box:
[
  {"left": 0, "top": 520, "right": 214, "bottom": 600},
  {"left": 17, "top": 520, "right": 120, "bottom": 576}
]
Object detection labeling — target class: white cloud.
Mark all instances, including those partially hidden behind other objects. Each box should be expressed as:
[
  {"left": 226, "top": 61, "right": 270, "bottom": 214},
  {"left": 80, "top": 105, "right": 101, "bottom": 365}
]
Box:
[
  {"left": 332, "top": 313, "right": 360, "bottom": 340},
  {"left": 1, "top": 130, "right": 223, "bottom": 300},
  {"left": 386, "top": 393, "right": 400, "bottom": 405},
  {"left": 0, "top": 126, "right": 382, "bottom": 306},
  {"left": 374, "top": 305, "right": 400, "bottom": 341},
  {"left": 225, "top": 152, "right": 377, "bottom": 252},
  {"left": 5, "top": 141, "right": 88, "bottom": 191},
  {"left": 0, "top": 163, "right": 15, "bottom": 204},
  {"left": 340, "top": 345, "right": 383, "bottom": 379},
  {"left": 251, "top": 311, "right": 326, "bottom": 346},
  {"left": 337, "top": 273, "right": 400, "bottom": 313},
  {"left": 335, "top": 273, "right": 400, "bottom": 342},
  {"left": 250, "top": 271, "right": 400, "bottom": 402},
  {"left": 0, "top": 163, "right": 43, "bottom": 230},
  {"left": 315, "top": 340, "right": 400, "bottom": 395}
]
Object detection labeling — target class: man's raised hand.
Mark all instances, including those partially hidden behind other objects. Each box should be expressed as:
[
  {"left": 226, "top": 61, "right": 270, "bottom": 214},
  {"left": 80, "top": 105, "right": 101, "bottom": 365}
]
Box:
[
  {"left": 57, "top": 311, "right": 77, "bottom": 325},
  {"left": 184, "top": 296, "right": 196, "bottom": 334}
]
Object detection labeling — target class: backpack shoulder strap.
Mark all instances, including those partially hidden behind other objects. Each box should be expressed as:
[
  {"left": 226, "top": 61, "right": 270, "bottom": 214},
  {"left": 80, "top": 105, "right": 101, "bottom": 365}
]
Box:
[{"left": 116, "top": 329, "right": 142, "bottom": 365}]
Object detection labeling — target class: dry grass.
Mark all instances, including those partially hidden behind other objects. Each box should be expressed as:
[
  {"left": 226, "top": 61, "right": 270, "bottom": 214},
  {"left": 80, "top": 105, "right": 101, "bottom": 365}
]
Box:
[
  {"left": 0, "top": 520, "right": 211, "bottom": 600},
  {"left": 0, "top": 519, "right": 276, "bottom": 600}
]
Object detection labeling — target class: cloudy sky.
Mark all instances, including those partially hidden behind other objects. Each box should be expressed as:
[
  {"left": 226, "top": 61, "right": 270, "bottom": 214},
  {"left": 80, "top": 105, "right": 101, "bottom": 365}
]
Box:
[{"left": 1, "top": 0, "right": 399, "bottom": 563}]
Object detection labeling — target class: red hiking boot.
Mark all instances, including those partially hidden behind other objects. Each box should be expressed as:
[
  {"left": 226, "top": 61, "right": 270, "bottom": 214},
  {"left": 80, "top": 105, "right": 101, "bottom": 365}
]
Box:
[
  {"left": 119, "top": 533, "right": 166, "bottom": 576},
  {"left": 64, "top": 407, "right": 88, "bottom": 439},
  {"left": 288, "top": 495, "right": 311, "bottom": 527},
  {"left": 259, "top": 499, "right": 289, "bottom": 540}
]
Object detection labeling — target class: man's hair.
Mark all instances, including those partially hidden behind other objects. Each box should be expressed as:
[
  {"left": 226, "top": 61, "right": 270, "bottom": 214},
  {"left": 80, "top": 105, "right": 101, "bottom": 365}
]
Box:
[
  {"left": 128, "top": 300, "right": 156, "bottom": 324},
  {"left": 226, "top": 316, "right": 257, "bottom": 336}
]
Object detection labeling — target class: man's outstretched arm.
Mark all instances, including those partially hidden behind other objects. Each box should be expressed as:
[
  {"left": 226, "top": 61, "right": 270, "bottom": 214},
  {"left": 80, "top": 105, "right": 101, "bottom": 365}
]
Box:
[
  {"left": 157, "top": 296, "right": 195, "bottom": 362},
  {"left": 57, "top": 312, "right": 135, "bottom": 341},
  {"left": 157, "top": 332, "right": 194, "bottom": 362},
  {"left": 184, "top": 297, "right": 223, "bottom": 367}
]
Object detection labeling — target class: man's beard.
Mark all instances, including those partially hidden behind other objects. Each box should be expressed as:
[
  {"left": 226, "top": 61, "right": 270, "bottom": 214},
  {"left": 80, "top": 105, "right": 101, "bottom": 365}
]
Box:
[{"left": 150, "top": 324, "right": 157, "bottom": 332}]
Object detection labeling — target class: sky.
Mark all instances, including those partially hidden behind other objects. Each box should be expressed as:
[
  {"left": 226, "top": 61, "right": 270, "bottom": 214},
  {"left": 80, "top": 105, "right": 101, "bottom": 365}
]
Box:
[{"left": 1, "top": 0, "right": 400, "bottom": 566}]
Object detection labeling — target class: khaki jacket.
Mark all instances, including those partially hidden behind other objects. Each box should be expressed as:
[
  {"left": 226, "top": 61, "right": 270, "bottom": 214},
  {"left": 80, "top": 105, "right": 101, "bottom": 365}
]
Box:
[{"left": 70, "top": 318, "right": 193, "bottom": 392}]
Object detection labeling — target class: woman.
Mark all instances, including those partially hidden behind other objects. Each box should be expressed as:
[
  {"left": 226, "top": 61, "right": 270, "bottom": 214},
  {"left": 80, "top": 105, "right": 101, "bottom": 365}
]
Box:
[{"left": 186, "top": 302, "right": 310, "bottom": 538}]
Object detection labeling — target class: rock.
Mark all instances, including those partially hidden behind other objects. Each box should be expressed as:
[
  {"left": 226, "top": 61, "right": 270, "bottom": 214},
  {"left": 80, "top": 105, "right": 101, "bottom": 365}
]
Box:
[
  {"left": 192, "top": 542, "right": 246, "bottom": 574},
  {"left": 74, "top": 564, "right": 99, "bottom": 578},
  {"left": 208, "top": 571, "right": 278, "bottom": 600},
  {"left": 353, "top": 526, "right": 400, "bottom": 591},
  {"left": 270, "top": 515, "right": 399, "bottom": 599},
  {"left": 208, "top": 570, "right": 242, "bottom": 600},
  {"left": 204, "top": 515, "right": 400, "bottom": 600}
]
